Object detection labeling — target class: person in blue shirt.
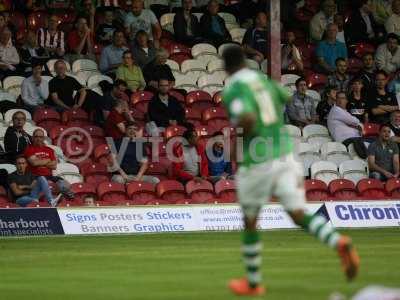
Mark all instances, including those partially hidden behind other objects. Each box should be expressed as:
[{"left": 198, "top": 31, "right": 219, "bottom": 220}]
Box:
[
  {"left": 316, "top": 23, "right": 347, "bottom": 74},
  {"left": 206, "top": 131, "right": 234, "bottom": 183}
]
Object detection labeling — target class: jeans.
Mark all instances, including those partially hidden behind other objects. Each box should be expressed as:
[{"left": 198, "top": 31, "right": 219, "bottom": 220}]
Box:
[
  {"left": 112, "top": 174, "right": 160, "bottom": 185},
  {"left": 16, "top": 176, "right": 54, "bottom": 207},
  {"left": 45, "top": 176, "right": 74, "bottom": 198},
  {"left": 370, "top": 172, "right": 387, "bottom": 181}
]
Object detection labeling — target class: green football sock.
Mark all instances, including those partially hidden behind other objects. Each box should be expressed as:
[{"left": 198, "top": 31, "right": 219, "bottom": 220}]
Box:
[
  {"left": 301, "top": 213, "right": 341, "bottom": 248},
  {"left": 242, "top": 230, "right": 262, "bottom": 288}
]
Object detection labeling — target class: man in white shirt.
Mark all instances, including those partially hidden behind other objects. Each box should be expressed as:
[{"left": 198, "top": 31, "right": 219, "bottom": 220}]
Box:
[
  {"left": 21, "top": 62, "right": 49, "bottom": 114},
  {"left": 0, "top": 27, "right": 19, "bottom": 78},
  {"left": 327, "top": 91, "right": 370, "bottom": 158},
  {"left": 309, "top": 0, "right": 336, "bottom": 41},
  {"left": 124, "top": 0, "right": 162, "bottom": 47},
  {"left": 375, "top": 33, "right": 400, "bottom": 74},
  {"left": 385, "top": 0, "right": 400, "bottom": 36}
]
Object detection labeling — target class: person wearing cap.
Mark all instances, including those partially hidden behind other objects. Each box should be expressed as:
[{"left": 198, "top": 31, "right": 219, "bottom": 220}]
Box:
[
  {"left": 21, "top": 61, "right": 49, "bottom": 114},
  {"left": 375, "top": 33, "right": 400, "bottom": 74}
]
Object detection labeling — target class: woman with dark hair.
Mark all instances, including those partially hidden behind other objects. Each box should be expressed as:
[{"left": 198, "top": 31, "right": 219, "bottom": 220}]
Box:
[
  {"left": 116, "top": 50, "right": 146, "bottom": 92},
  {"left": 347, "top": 78, "right": 368, "bottom": 123}
]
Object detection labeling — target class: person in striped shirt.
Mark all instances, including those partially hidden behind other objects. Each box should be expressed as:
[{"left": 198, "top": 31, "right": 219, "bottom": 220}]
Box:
[{"left": 37, "top": 14, "right": 65, "bottom": 58}]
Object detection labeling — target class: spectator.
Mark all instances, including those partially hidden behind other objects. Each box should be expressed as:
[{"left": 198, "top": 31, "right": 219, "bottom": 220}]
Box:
[
  {"left": 4, "top": 111, "right": 31, "bottom": 162},
  {"left": 242, "top": 11, "right": 267, "bottom": 64},
  {"left": 67, "top": 17, "right": 94, "bottom": 62},
  {"left": 0, "top": 11, "right": 17, "bottom": 42},
  {"left": 76, "top": 0, "right": 96, "bottom": 33},
  {"left": 368, "top": 124, "right": 399, "bottom": 180},
  {"left": 19, "top": 30, "right": 49, "bottom": 76},
  {"left": 348, "top": 78, "right": 369, "bottom": 123},
  {"left": 105, "top": 98, "right": 134, "bottom": 139},
  {"left": 99, "top": 79, "right": 129, "bottom": 121},
  {"left": 327, "top": 91, "right": 369, "bottom": 159},
  {"left": 389, "top": 110, "right": 400, "bottom": 143},
  {"left": 345, "top": 0, "right": 384, "bottom": 45},
  {"left": 37, "top": 14, "right": 65, "bottom": 59},
  {"left": 375, "top": 33, "right": 400, "bottom": 74},
  {"left": 371, "top": 0, "right": 393, "bottom": 25},
  {"left": 116, "top": 50, "right": 146, "bottom": 92},
  {"left": 199, "top": 0, "right": 232, "bottom": 47},
  {"left": 368, "top": 70, "right": 398, "bottom": 124},
  {"left": 99, "top": 30, "right": 128, "bottom": 75},
  {"left": 74, "top": 0, "right": 95, "bottom": 15},
  {"left": 124, "top": 0, "right": 162, "bottom": 47},
  {"left": 109, "top": 121, "right": 160, "bottom": 185},
  {"left": 287, "top": 77, "right": 318, "bottom": 127},
  {"left": 143, "top": 48, "right": 175, "bottom": 93},
  {"left": 281, "top": 30, "right": 303, "bottom": 73},
  {"left": 24, "top": 128, "right": 74, "bottom": 199},
  {"left": 327, "top": 57, "right": 351, "bottom": 92},
  {"left": 173, "top": 0, "right": 202, "bottom": 47},
  {"left": 172, "top": 127, "right": 209, "bottom": 183},
  {"left": 21, "top": 62, "right": 49, "bottom": 114},
  {"left": 147, "top": 78, "right": 185, "bottom": 135},
  {"left": 356, "top": 53, "right": 376, "bottom": 95},
  {"left": 131, "top": 30, "right": 156, "bottom": 69},
  {"left": 47, "top": 60, "right": 87, "bottom": 112},
  {"left": 8, "top": 156, "right": 61, "bottom": 207},
  {"left": 317, "top": 85, "right": 337, "bottom": 126},
  {"left": 309, "top": 0, "right": 336, "bottom": 42},
  {"left": 0, "top": 27, "right": 19, "bottom": 77},
  {"left": 96, "top": 8, "right": 123, "bottom": 46},
  {"left": 385, "top": 0, "right": 400, "bottom": 36},
  {"left": 334, "top": 13, "right": 346, "bottom": 45},
  {"left": 206, "top": 131, "right": 233, "bottom": 183},
  {"left": 316, "top": 23, "right": 347, "bottom": 74}
]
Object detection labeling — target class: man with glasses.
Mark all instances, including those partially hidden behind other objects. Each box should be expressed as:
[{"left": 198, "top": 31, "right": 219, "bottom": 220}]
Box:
[
  {"left": 24, "top": 128, "right": 75, "bottom": 200},
  {"left": 4, "top": 111, "right": 32, "bottom": 163}
]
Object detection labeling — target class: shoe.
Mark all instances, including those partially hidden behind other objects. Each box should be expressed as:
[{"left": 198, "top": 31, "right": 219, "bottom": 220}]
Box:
[
  {"left": 50, "top": 194, "right": 62, "bottom": 207},
  {"left": 228, "top": 278, "right": 265, "bottom": 296},
  {"left": 337, "top": 236, "right": 360, "bottom": 281}
]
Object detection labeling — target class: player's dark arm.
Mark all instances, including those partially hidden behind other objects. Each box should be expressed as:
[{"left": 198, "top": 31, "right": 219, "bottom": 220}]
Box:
[{"left": 237, "top": 113, "right": 257, "bottom": 137}]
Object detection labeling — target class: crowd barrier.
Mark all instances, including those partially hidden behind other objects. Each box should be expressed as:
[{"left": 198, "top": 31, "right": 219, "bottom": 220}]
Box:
[{"left": 0, "top": 201, "right": 399, "bottom": 236}]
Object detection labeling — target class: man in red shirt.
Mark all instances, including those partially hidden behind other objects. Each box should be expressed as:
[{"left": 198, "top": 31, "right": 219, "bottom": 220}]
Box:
[
  {"left": 24, "top": 128, "right": 74, "bottom": 199},
  {"left": 105, "top": 98, "right": 135, "bottom": 139}
]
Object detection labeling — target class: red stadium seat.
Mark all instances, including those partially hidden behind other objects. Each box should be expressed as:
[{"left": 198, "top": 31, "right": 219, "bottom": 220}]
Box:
[
  {"left": 169, "top": 90, "right": 185, "bottom": 103},
  {"left": 80, "top": 162, "right": 110, "bottom": 185},
  {"left": 9, "top": 11, "right": 26, "bottom": 32},
  {"left": 127, "top": 181, "right": 157, "bottom": 204},
  {"left": 164, "top": 125, "right": 186, "bottom": 141},
  {"left": 351, "top": 43, "right": 375, "bottom": 58},
  {"left": 146, "top": 163, "right": 168, "bottom": 180},
  {"left": 71, "top": 182, "right": 97, "bottom": 202},
  {"left": 97, "top": 182, "right": 126, "bottom": 202},
  {"left": 186, "top": 90, "right": 214, "bottom": 111},
  {"left": 306, "top": 73, "right": 328, "bottom": 91},
  {"left": 215, "top": 179, "right": 236, "bottom": 203},
  {"left": 0, "top": 186, "right": 10, "bottom": 203},
  {"left": 385, "top": 178, "right": 400, "bottom": 198},
  {"left": 169, "top": 52, "right": 191, "bottom": 65},
  {"left": 62, "top": 108, "right": 90, "bottom": 126},
  {"left": 131, "top": 91, "right": 154, "bottom": 104},
  {"left": 194, "top": 125, "right": 210, "bottom": 146},
  {"left": 55, "top": 11, "right": 77, "bottom": 24},
  {"left": 94, "top": 144, "right": 111, "bottom": 165},
  {"left": 27, "top": 11, "right": 48, "bottom": 31},
  {"left": 357, "top": 178, "right": 387, "bottom": 199},
  {"left": 49, "top": 125, "right": 76, "bottom": 141},
  {"left": 129, "top": 107, "right": 145, "bottom": 121},
  {"left": 186, "top": 179, "right": 214, "bottom": 203},
  {"left": 329, "top": 179, "right": 358, "bottom": 200},
  {"left": 185, "top": 108, "right": 202, "bottom": 126},
  {"left": 213, "top": 91, "right": 222, "bottom": 105},
  {"left": 363, "top": 123, "right": 380, "bottom": 138},
  {"left": 304, "top": 179, "right": 329, "bottom": 201},
  {"left": 202, "top": 107, "right": 229, "bottom": 132},
  {"left": 33, "top": 107, "right": 61, "bottom": 132},
  {"left": 83, "top": 125, "right": 106, "bottom": 147},
  {"left": 156, "top": 180, "right": 186, "bottom": 202},
  {"left": 347, "top": 58, "right": 363, "bottom": 74}
]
